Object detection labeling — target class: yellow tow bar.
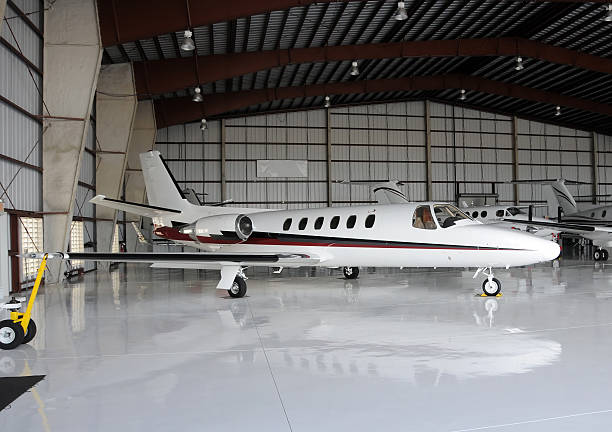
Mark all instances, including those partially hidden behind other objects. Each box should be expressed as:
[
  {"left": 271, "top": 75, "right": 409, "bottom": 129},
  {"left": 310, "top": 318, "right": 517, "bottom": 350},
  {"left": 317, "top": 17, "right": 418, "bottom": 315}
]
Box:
[{"left": 0, "top": 253, "right": 46, "bottom": 349}]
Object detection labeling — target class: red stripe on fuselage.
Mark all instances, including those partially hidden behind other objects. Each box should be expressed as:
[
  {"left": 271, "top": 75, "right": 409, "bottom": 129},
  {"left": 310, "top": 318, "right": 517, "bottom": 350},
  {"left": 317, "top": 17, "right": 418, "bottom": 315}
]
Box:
[{"left": 154, "top": 227, "right": 515, "bottom": 251}]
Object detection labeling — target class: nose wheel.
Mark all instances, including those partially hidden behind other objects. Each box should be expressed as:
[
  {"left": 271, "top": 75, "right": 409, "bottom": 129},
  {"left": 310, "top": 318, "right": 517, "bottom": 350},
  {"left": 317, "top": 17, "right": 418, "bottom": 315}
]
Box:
[
  {"left": 342, "top": 266, "right": 359, "bottom": 279},
  {"left": 474, "top": 267, "right": 502, "bottom": 297},
  {"left": 594, "top": 249, "right": 609, "bottom": 261}
]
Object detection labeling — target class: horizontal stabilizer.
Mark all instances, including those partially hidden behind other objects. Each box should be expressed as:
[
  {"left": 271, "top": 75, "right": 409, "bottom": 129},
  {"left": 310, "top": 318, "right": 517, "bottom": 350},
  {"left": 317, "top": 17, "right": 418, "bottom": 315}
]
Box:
[{"left": 90, "top": 195, "right": 181, "bottom": 218}]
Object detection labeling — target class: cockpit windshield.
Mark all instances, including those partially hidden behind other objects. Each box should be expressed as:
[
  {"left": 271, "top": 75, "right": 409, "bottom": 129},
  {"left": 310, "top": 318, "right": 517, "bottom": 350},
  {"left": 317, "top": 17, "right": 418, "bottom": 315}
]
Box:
[
  {"left": 434, "top": 204, "right": 472, "bottom": 228},
  {"left": 506, "top": 207, "right": 525, "bottom": 216}
]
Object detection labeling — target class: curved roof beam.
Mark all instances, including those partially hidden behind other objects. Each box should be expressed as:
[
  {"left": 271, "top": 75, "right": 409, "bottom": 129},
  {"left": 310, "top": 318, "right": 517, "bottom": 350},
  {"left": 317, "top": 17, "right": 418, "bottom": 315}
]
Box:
[
  {"left": 153, "top": 74, "right": 612, "bottom": 128},
  {"left": 134, "top": 38, "right": 612, "bottom": 96},
  {"left": 97, "top": 0, "right": 364, "bottom": 47}
]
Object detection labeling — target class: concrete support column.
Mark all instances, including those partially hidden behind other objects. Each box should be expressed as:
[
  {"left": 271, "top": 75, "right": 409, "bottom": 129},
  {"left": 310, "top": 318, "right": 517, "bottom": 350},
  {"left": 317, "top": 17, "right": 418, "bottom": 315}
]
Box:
[
  {"left": 43, "top": 0, "right": 102, "bottom": 281},
  {"left": 95, "top": 64, "right": 138, "bottom": 254},
  {"left": 425, "top": 100, "right": 433, "bottom": 201},
  {"left": 0, "top": 0, "right": 7, "bottom": 32},
  {"left": 125, "top": 101, "right": 156, "bottom": 252}
]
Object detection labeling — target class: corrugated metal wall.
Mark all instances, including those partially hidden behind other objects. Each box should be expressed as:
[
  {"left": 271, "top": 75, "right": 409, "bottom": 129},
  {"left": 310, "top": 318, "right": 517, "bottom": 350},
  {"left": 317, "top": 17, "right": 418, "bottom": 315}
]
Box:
[
  {"left": 0, "top": 0, "right": 43, "bottom": 213},
  {"left": 155, "top": 100, "right": 612, "bottom": 211},
  {"left": 596, "top": 134, "right": 612, "bottom": 203}
]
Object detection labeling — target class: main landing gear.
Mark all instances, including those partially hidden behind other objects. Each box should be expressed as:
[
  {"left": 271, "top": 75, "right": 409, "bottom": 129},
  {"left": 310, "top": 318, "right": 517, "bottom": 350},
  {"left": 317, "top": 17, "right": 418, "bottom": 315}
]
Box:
[
  {"left": 343, "top": 266, "right": 359, "bottom": 279},
  {"left": 594, "top": 248, "right": 609, "bottom": 262},
  {"left": 228, "top": 268, "right": 248, "bottom": 298},
  {"left": 474, "top": 267, "right": 502, "bottom": 297}
]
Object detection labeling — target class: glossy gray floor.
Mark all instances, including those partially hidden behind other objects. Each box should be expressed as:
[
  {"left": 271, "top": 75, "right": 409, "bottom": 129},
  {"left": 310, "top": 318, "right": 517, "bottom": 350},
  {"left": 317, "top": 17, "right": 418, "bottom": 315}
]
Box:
[{"left": 1, "top": 260, "right": 612, "bottom": 431}]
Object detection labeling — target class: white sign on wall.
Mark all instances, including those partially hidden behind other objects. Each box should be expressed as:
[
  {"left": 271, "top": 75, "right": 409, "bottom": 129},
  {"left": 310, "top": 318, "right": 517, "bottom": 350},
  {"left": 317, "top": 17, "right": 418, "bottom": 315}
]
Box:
[{"left": 257, "top": 160, "right": 308, "bottom": 178}]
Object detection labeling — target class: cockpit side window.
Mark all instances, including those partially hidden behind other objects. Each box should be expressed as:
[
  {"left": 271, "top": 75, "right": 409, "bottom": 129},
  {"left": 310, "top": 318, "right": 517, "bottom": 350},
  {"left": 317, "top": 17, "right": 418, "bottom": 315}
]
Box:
[
  {"left": 433, "top": 204, "right": 471, "bottom": 228},
  {"left": 507, "top": 207, "right": 523, "bottom": 216},
  {"left": 413, "top": 205, "right": 437, "bottom": 230}
]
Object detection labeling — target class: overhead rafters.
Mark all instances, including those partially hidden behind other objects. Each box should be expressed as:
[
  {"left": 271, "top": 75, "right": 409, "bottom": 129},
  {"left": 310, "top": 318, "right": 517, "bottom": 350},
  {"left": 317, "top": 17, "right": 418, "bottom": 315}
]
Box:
[
  {"left": 154, "top": 74, "right": 612, "bottom": 128},
  {"left": 97, "top": 0, "right": 364, "bottom": 47},
  {"left": 133, "top": 37, "right": 612, "bottom": 96}
]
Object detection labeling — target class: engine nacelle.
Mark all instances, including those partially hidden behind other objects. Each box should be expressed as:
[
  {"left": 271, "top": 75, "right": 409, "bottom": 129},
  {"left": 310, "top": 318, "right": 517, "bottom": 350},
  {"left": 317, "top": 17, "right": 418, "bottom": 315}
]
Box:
[{"left": 179, "top": 214, "right": 253, "bottom": 242}]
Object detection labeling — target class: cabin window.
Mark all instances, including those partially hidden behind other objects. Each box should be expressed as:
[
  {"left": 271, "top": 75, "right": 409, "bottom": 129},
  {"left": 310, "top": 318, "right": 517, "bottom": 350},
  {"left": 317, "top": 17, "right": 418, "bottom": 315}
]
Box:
[
  {"left": 592, "top": 212, "right": 595, "bottom": 217},
  {"left": 496, "top": 210, "right": 504, "bottom": 217},
  {"left": 603, "top": 211, "right": 607, "bottom": 218},
  {"left": 481, "top": 211, "right": 488, "bottom": 218},
  {"left": 472, "top": 211, "right": 478, "bottom": 218},
  {"left": 413, "top": 205, "right": 436, "bottom": 230},
  {"left": 314, "top": 217, "right": 324, "bottom": 230},
  {"left": 330, "top": 216, "right": 340, "bottom": 229},
  {"left": 365, "top": 214, "right": 375, "bottom": 228},
  {"left": 298, "top": 218, "right": 308, "bottom": 230},
  {"left": 283, "top": 218, "right": 292, "bottom": 231},
  {"left": 434, "top": 204, "right": 470, "bottom": 228},
  {"left": 346, "top": 215, "right": 357, "bottom": 229}
]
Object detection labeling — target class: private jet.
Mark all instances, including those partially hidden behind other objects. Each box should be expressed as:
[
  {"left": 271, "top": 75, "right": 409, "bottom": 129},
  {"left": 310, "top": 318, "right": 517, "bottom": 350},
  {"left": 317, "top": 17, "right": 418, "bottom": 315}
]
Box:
[{"left": 31, "top": 152, "right": 560, "bottom": 298}]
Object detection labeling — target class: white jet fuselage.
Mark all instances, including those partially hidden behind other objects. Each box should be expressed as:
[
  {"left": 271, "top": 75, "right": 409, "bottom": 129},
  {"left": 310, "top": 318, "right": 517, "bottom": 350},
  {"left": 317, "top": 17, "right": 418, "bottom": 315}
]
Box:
[{"left": 156, "top": 202, "right": 560, "bottom": 269}]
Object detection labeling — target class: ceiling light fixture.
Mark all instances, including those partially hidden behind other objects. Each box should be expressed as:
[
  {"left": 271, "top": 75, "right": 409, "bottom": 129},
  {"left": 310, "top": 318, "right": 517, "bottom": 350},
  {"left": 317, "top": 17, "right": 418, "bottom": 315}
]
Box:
[
  {"left": 200, "top": 118, "right": 207, "bottom": 130},
  {"left": 324, "top": 96, "right": 331, "bottom": 108},
  {"left": 459, "top": 89, "right": 466, "bottom": 101},
  {"left": 514, "top": 56, "right": 524, "bottom": 71},
  {"left": 350, "top": 61, "right": 360, "bottom": 76},
  {"left": 604, "top": 4, "right": 612, "bottom": 22},
  {"left": 181, "top": 30, "right": 195, "bottom": 51},
  {"left": 555, "top": 106, "right": 561, "bottom": 116},
  {"left": 192, "top": 86, "right": 203, "bottom": 102},
  {"left": 394, "top": 2, "right": 408, "bottom": 21}
]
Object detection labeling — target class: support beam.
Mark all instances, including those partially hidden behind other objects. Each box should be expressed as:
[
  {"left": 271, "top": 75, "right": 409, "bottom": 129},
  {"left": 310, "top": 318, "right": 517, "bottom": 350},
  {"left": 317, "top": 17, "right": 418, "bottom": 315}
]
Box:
[
  {"left": 326, "top": 108, "right": 332, "bottom": 207},
  {"left": 43, "top": 0, "right": 102, "bottom": 282},
  {"left": 97, "top": 0, "right": 362, "bottom": 47},
  {"left": 154, "top": 75, "right": 612, "bottom": 129},
  {"left": 0, "top": 0, "right": 7, "bottom": 33},
  {"left": 124, "top": 100, "right": 156, "bottom": 252},
  {"left": 133, "top": 38, "right": 612, "bottom": 96},
  {"left": 592, "top": 132, "right": 599, "bottom": 205},
  {"left": 95, "top": 64, "right": 138, "bottom": 255},
  {"left": 512, "top": 116, "right": 520, "bottom": 205},
  {"left": 425, "top": 100, "right": 432, "bottom": 201},
  {"left": 220, "top": 119, "right": 227, "bottom": 202}
]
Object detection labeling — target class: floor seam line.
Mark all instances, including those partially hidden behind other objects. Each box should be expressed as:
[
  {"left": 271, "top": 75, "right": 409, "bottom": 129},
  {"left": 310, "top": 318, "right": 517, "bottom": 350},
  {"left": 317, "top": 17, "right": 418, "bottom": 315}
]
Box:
[{"left": 246, "top": 298, "right": 294, "bottom": 432}]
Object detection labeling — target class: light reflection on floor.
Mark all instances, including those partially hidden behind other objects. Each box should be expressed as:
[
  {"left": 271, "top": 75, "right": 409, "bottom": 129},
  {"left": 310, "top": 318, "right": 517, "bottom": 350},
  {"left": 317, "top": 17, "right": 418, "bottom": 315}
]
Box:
[{"left": 1, "top": 259, "right": 612, "bottom": 431}]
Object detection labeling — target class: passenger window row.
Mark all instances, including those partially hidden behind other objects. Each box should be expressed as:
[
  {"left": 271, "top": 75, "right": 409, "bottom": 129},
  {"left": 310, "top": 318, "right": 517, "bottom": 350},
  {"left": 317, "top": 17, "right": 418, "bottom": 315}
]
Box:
[{"left": 283, "top": 214, "right": 375, "bottom": 231}]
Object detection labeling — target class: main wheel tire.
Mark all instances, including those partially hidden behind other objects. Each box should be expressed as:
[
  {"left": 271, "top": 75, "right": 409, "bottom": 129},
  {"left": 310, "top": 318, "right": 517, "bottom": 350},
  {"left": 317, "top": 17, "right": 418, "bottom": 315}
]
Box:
[
  {"left": 21, "top": 319, "right": 37, "bottom": 344},
  {"left": 228, "top": 277, "right": 247, "bottom": 298},
  {"left": 0, "top": 320, "right": 25, "bottom": 350},
  {"left": 482, "top": 278, "right": 502, "bottom": 297},
  {"left": 342, "top": 266, "right": 359, "bottom": 279},
  {"left": 602, "top": 249, "right": 609, "bottom": 261},
  {"left": 594, "top": 249, "right": 602, "bottom": 261}
]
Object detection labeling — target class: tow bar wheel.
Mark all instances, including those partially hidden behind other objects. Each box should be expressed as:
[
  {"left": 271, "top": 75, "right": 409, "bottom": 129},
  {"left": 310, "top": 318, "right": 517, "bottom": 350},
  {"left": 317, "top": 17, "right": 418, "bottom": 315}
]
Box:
[{"left": 0, "top": 320, "right": 24, "bottom": 350}]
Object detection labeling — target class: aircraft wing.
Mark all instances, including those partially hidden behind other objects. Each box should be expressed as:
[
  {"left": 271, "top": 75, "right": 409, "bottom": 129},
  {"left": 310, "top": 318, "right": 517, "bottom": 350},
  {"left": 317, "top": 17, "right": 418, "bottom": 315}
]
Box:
[
  {"left": 23, "top": 251, "right": 322, "bottom": 267},
  {"left": 503, "top": 218, "right": 597, "bottom": 234},
  {"left": 90, "top": 195, "right": 181, "bottom": 218}
]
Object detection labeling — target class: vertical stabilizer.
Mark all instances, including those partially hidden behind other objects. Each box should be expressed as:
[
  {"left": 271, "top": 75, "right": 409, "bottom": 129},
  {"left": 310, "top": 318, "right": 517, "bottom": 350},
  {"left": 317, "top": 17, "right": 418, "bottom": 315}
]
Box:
[
  {"left": 140, "top": 151, "right": 190, "bottom": 211},
  {"left": 544, "top": 179, "right": 578, "bottom": 215}
]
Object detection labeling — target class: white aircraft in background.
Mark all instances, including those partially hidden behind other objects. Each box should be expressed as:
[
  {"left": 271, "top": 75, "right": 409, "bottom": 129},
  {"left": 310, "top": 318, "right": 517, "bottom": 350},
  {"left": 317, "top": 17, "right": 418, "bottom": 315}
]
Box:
[{"left": 31, "top": 152, "right": 560, "bottom": 298}]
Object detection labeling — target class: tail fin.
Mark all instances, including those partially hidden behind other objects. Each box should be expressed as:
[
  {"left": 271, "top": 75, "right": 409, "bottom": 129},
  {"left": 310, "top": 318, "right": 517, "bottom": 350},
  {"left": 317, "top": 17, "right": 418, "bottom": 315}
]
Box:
[
  {"left": 544, "top": 180, "right": 578, "bottom": 215},
  {"left": 140, "top": 151, "right": 190, "bottom": 211}
]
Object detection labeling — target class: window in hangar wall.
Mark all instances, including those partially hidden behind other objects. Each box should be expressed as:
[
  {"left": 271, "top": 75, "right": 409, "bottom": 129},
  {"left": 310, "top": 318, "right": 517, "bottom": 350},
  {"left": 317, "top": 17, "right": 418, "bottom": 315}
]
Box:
[
  {"left": 20, "top": 217, "right": 43, "bottom": 283},
  {"left": 70, "top": 221, "right": 84, "bottom": 267},
  {"left": 112, "top": 225, "right": 120, "bottom": 253}
]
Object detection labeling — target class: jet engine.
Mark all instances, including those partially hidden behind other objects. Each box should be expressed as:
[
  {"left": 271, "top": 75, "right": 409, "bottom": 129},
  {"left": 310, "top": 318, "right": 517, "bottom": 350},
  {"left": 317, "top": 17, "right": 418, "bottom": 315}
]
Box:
[{"left": 179, "top": 214, "right": 253, "bottom": 242}]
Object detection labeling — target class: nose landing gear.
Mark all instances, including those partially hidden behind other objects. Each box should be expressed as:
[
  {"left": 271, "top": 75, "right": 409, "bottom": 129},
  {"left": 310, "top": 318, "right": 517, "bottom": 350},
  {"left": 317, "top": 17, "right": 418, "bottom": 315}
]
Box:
[
  {"left": 474, "top": 267, "right": 502, "bottom": 297},
  {"left": 594, "top": 248, "right": 609, "bottom": 262},
  {"left": 342, "top": 266, "right": 359, "bottom": 279}
]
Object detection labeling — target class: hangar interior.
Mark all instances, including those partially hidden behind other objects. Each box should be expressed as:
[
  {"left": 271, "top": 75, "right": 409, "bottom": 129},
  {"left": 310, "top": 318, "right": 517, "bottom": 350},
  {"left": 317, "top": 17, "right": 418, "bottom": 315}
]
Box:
[{"left": 1, "top": 0, "right": 612, "bottom": 431}]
